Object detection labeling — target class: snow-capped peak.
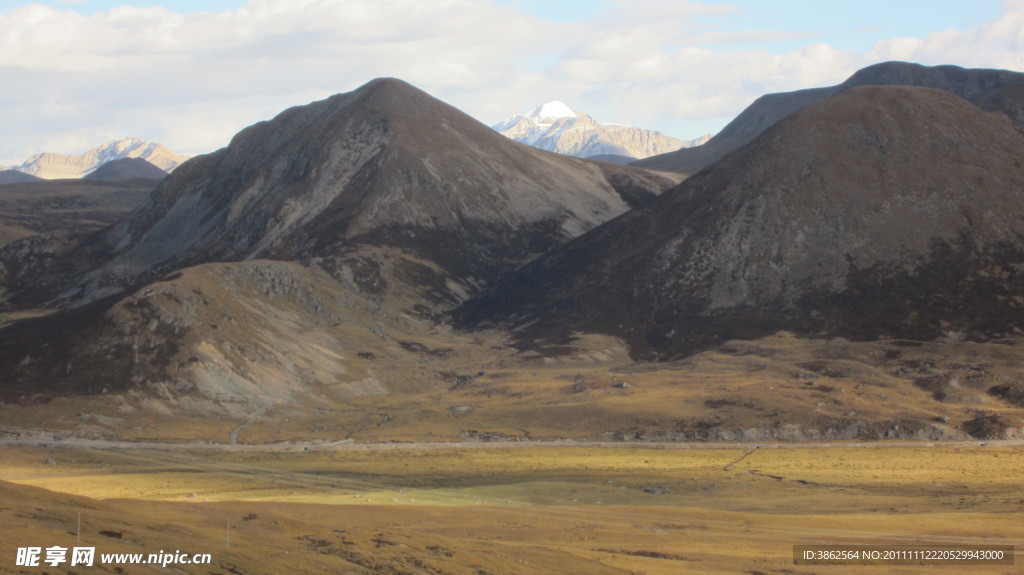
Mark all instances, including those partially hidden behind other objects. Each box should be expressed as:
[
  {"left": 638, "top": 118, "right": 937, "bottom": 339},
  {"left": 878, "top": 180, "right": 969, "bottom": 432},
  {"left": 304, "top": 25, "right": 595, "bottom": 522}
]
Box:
[
  {"left": 528, "top": 101, "right": 577, "bottom": 123},
  {"left": 492, "top": 101, "right": 701, "bottom": 161}
]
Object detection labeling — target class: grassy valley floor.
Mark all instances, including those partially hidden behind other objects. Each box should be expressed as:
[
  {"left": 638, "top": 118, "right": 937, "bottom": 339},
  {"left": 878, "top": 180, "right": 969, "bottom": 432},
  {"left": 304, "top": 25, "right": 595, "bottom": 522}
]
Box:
[{"left": 0, "top": 442, "right": 1020, "bottom": 574}]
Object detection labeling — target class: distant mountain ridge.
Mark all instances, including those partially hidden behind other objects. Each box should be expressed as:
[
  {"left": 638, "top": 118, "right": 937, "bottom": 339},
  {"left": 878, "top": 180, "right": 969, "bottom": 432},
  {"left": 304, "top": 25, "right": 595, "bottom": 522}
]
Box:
[
  {"left": 15, "top": 138, "right": 188, "bottom": 180},
  {"left": 493, "top": 100, "right": 710, "bottom": 161},
  {"left": 633, "top": 61, "right": 1024, "bottom": 174}
]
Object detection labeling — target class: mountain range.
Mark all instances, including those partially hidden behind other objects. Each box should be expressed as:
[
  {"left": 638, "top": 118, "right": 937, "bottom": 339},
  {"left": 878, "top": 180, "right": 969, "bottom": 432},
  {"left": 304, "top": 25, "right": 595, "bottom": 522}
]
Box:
[
  {"left": 0, "top": 78, "right": 678, "bottom": 410},
  {"left": 22, "top": 79, "right": 678, "bottom": 309},
  {"left": 13, "top": 138, "right": 188, "bottom": 180},
  {"left": 2, "top": 62, "right": 1024, "bottom": 441},
  {"left": 633, "top": 61, "right": 1024, "bottom": 173},
  {"left": 493, "top": 100, "right": 709, "bottom": 162}
]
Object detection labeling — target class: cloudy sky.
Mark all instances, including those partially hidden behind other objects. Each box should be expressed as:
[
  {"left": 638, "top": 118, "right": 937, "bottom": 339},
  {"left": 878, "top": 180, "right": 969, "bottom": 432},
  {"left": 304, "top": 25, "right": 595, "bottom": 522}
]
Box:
[{"left": 1, "top": 0, "right": 1022, "bottom": 165}]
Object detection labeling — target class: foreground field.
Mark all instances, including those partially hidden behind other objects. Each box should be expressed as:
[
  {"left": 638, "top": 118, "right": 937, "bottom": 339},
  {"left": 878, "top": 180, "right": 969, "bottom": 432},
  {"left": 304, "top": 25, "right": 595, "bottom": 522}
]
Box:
[{"left": 0, "top": 443, "right": 1020, "bottom": 574}]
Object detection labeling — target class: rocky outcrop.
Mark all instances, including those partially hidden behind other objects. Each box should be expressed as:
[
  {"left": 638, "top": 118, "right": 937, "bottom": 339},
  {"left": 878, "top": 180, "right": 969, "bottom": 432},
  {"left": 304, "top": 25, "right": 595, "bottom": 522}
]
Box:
[{"left": 0, "top": 260, "right": 409, "bottom": 411}]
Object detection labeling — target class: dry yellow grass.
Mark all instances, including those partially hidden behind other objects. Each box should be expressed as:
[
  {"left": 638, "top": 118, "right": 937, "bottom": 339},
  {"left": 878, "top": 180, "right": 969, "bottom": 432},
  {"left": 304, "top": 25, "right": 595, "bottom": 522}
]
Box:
[{"left": 0, "top": 443, "right": 1021, "bottom": 574}]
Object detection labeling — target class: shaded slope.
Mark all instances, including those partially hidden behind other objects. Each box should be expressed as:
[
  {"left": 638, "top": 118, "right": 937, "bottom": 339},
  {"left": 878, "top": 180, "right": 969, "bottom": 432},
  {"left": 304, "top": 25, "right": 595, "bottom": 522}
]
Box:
[
  {"left": 634, "top": 61, "right": 1024, "bottom": 174},
  {"left": 457, "top": 86, "right": 1024, "bottom": 359}
]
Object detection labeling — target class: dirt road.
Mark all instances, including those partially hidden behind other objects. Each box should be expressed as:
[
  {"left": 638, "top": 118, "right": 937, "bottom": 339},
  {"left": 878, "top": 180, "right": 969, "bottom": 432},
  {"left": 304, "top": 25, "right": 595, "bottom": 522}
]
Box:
[{"left": 1, "top": 425, "right": 1020, "bottom": 452}]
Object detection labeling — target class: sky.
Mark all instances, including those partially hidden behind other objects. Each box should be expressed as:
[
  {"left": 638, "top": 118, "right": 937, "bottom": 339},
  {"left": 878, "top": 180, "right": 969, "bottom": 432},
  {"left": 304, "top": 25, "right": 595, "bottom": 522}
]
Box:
[{"left": 1, "top": 0, "right": 1022, "bottom": 165}]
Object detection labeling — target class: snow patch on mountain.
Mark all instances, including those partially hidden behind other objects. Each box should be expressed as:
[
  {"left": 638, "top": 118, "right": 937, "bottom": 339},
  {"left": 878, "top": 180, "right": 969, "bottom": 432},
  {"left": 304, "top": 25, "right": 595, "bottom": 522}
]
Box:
[{"left": 493, "top": 102, "right": 710, "bottom": 161}]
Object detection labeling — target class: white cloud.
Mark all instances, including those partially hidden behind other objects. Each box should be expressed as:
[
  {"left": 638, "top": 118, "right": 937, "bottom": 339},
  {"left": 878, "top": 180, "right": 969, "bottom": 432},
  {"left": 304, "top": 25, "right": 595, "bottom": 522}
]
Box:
[
  {"left": 603, "top": 0, "right": 741, "bottom": 25},
  {"left": 867, "top": 0, "right": 1024, "bottom": 70},
  {"left": 0, "top": 0, "right": 568, "bottom": 162},
  {"left": 0, "top": 0, "right": 1021, "bottom": 164},
  {"left": 549, "top": 4, "right": 866, "bottom": 132}
]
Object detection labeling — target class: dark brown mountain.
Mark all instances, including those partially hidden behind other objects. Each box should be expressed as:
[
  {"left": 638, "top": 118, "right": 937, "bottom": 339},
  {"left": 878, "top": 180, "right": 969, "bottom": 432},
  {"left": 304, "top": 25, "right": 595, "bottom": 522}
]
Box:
[
  {"left": 3, "top": 78, "right": 677, "bottom": 310},
  {"left": 83, "top": 157, "right": 168, "bottom": 181},
  {"left": 633, "top": 61, "right": 1024, "bottom": 174},
  {"left": 456, "top": 86, "right": 1024, "bottom": 359}
]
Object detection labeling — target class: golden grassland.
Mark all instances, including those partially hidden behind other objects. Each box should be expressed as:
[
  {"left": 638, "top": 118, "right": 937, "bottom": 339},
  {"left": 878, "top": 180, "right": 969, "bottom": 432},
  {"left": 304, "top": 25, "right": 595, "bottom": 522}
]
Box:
[{"left": 0, "top": 443, "right": 1021, "bottom": 574}]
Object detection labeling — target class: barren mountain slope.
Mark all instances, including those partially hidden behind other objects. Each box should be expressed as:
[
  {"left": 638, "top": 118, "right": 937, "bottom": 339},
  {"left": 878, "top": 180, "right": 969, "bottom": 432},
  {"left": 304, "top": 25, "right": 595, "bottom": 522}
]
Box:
[
  {"left": 0, "top": 259, "right": 471, "bottom": 412},
  {"left": 457, "top": 86, "right": 1024, "bottom": 359}
]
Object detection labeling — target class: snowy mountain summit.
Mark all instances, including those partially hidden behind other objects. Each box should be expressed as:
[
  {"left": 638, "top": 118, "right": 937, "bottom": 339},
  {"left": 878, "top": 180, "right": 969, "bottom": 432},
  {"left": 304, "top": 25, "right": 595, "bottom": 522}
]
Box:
[
  {"left": 526, "top": 100, "right": 578, "bottom": 125},
  {"left": 493, "top": 101, "right": 709, "bottom": 161}
]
